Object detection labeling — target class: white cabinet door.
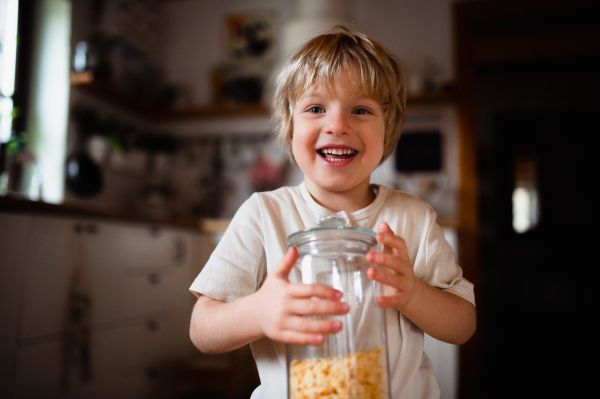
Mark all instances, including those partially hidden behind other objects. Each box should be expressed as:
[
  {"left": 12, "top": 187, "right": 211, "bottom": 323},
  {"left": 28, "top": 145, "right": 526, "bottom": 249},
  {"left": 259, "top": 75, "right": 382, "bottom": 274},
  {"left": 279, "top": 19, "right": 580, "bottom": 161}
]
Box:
[
  {"left": 0, "top": 213, "right": 32, "bottom": 399},
  {"left": 11, "top": 214, "right": 197, "bottom": 399},
  {"left": 83, "top": 221, "right": 193, "bottom": 324},
  {"left": 14, "top": 323, "right": 150, "bottom": 399},
  {"left": 18, "top": 216, "right": 79, "bottom": 340},
  {"left": 14, "top": 336, "right": 98, "bottom": 399},
  {"left": 14, "top": 339, "right": 68, "bottom": 399}
]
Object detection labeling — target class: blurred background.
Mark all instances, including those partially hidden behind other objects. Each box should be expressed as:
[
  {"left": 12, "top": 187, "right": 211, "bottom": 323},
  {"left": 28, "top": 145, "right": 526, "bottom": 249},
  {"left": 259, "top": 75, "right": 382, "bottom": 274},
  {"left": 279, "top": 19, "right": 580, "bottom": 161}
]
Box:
[{"left": 1, "top": 0, "right": 597, "bottom": 398}]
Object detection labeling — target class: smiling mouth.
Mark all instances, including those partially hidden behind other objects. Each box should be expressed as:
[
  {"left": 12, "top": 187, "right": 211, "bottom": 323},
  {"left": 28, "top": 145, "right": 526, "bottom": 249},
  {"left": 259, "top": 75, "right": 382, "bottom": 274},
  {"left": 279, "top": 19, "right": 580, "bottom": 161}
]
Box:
[{"left": 318, "top": 148, "right": 357, "bottom": 162}]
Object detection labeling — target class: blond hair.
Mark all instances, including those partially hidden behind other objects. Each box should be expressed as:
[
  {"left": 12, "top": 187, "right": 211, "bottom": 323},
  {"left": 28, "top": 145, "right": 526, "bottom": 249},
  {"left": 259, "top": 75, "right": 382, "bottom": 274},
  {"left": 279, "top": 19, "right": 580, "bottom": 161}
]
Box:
[{"left": 272, "top": 26, "right": 406, "bottom": 163}]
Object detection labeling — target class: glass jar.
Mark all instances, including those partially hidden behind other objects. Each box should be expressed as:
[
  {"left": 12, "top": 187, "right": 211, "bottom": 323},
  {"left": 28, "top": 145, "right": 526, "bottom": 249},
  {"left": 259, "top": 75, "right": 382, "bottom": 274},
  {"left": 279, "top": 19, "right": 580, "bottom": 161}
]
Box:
[{"left": 286, "top": 216, "right": 390, "bottom": 399}]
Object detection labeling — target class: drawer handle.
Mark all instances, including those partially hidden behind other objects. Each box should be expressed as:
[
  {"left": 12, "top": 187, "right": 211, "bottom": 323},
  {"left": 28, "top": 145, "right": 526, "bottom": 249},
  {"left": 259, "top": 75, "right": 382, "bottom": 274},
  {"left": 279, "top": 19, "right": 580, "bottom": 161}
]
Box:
[
  {"left": 147, "top": 320, "right": 160, "bottom": 331},
  {"left": 73, "top": 223, "right": 98, "bottom": 234},
  {"left": 173, "top": 236, "right": 186, "bottom": 266},
  {"left": 145, "top": 367, "right": 158, "bottom": 379},
  {"left": 148, "top": 273, "right": 161, "bottom": 284}
]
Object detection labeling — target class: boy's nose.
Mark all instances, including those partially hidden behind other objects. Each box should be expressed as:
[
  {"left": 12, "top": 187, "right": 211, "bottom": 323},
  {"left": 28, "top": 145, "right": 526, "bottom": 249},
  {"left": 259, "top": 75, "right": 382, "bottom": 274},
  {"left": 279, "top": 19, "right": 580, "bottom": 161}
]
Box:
[{"left": 325, "top": 110, "right": 350, "bottom": 135}]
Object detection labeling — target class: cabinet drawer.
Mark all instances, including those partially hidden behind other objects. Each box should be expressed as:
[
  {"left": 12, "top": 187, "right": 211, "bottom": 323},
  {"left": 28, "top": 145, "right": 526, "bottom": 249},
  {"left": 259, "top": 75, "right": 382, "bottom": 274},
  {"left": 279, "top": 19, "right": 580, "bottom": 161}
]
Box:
[
  {"left": 86, "top": 222, "right": 189, "bottom": 270},
  {"left": 14, "top": 329, "right": 123, "bottom": 399},
  {"left": 14, "top": 315, "right": 191, "bottom": 399},
  {"left": 18, "top": 217, "right": 192, "bottom": 338},
  {"left": 123, "top": 314, "right": 192, "bottom": 369},
  {"left": 91, "top": 268, "right": 189, "bottom": 324}
]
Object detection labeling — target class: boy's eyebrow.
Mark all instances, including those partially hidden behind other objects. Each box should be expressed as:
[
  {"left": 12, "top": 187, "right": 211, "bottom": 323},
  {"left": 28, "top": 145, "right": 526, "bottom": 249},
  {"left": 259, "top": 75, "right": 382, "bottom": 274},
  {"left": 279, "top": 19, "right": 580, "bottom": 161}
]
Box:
[
  {"left": 298, "top": 90, "right": 375, "bottom": 101},
  {"left": 296, "top": 91, "right": 323, "bottom": 102}
]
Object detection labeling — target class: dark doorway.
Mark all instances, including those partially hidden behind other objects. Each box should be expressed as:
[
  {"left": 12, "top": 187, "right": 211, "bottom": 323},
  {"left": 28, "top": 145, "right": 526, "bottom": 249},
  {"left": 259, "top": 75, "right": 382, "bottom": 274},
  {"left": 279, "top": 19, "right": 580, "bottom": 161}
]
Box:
[
  {"left": 454, "top": 2, "right": 599, "bottom": 397},
  {"left": 475, "top": 38, "right": 597, "bottom": 399}
]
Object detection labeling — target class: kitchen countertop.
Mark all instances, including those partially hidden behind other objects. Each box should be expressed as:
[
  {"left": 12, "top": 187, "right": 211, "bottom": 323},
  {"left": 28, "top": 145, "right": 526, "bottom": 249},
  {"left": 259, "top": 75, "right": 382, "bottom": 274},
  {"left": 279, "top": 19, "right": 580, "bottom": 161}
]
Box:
[
  {"left": 1, "top": 196, "right": 457, "bottom": 231},
  {"left": 0, "top": 195, "right": 230, "bottom": 232}
]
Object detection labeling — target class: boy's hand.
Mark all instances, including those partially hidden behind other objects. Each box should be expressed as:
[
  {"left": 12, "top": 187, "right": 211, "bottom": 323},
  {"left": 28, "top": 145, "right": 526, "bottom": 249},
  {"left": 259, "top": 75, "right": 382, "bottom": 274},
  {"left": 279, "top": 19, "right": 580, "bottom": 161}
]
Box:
[
  {"left": 251, "top": 247, "right": 349, "bottom": 346},
  {"left": 365, "top": 222, "right": 477, "bottom": 345},
  {"left": 366, "top": 222, "right": 420, "bottom": 310}
]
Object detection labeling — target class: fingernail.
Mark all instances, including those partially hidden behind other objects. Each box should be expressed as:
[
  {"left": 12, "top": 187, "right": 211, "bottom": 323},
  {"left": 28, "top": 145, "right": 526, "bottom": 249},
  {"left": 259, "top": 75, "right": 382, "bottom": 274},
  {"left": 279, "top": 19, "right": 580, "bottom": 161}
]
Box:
[
  {"left": 367, "top": 267, "right": 376, "bottom": 279},
  {"left": 312, "top": 334, "right": 325, "bottom": 344}
]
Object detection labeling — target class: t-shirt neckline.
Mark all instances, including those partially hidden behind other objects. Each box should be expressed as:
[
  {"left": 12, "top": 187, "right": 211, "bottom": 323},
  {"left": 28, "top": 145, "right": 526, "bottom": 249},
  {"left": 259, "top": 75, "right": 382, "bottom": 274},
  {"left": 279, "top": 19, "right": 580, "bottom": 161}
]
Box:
[{"left": 298, "top": 181, "right": 388, "bottom": 225}]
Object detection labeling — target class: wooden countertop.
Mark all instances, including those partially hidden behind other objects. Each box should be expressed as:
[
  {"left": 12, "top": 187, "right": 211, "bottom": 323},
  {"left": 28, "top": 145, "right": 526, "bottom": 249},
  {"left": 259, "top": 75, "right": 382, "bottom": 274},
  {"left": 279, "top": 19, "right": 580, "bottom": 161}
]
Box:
[
  {"left": 2, "top": 196, "right": 457, "bottom": 232},
  {"left": 0, "top": 196, "right": 229, "bottom": 232}
]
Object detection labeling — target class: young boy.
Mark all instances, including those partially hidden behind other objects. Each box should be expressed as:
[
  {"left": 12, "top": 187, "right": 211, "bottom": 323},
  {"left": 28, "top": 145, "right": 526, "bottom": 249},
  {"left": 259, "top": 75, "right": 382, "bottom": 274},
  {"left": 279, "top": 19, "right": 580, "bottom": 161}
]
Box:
[{"left": 189, "top": 26, "right": 476, "bottom": 398}]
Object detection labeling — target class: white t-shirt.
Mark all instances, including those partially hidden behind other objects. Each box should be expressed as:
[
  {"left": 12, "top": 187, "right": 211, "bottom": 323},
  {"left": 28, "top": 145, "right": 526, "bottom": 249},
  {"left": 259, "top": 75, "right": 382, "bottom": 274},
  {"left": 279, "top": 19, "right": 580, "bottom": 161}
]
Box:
[{"left": 190, "top": 182, "right": 475, "bottom": 399}]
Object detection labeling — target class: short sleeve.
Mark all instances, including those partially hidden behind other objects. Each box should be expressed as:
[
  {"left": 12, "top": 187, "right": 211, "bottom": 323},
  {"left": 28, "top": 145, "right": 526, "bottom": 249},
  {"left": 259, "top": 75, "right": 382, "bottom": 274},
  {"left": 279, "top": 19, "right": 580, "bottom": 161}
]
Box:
[
  {"left": 189, "top": 194, "right": 267, "bottom": 303},
  {"left": 419, "top": 215, "right": 475, "bottom": 306}
]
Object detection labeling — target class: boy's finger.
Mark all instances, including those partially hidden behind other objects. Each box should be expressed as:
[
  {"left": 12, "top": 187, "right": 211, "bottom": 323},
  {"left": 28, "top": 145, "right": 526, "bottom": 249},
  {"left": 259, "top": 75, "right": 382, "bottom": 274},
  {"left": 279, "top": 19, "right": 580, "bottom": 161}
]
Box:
[
  {"left": 378, "top": 221, "right": 393, "bottom": 234},
  {"left": 288, "top": 282, "right": 343, "bottom": 301},
  {"left": 376, "top": 223, "right": 409, "bottom": 258},
  {"left": 376, "top": 221, "right": 394, "bottom": 253},
  {"left": 287, "top": 298, "right": 349, "bottom": 316},
  {"left": 285, "top": 316, "right": 344, "bottom": 335},
  {"left": 278, "top": 330, "right": 327, "bottom": 346},
  {"left": 271, "top": 246, "right": 298, "bottom": 280}
]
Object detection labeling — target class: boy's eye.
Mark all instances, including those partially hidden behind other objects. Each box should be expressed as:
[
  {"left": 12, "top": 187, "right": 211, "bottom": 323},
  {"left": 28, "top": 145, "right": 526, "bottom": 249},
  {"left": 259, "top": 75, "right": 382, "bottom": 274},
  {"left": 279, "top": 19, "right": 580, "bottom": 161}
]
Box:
[
  {"left": 308, "top": 106, "right": 325, "bottom": 113},
  {"left": 353, "top": 108, "right": 370, "bottom": 115}
]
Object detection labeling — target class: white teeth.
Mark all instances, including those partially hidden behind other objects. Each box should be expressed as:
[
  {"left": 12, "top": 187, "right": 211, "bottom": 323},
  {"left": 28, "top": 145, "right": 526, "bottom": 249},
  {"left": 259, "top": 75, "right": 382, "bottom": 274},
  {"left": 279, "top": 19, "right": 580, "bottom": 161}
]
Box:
[
  {"left": 319, "top": 147, "right": 356, "bottom": 162},
  {"left": 321, "top": 148, "right": 355, "bottom": 155}
]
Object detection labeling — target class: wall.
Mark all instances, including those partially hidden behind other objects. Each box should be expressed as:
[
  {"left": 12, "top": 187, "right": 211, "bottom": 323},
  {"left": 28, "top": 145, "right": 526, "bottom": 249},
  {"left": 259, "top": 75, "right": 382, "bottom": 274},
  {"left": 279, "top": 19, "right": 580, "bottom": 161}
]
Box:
[
  {"left": 64, "top": 0, "right": 462, "bottom": 217},
  {"left": 163, "top": 0, "right": 456, "bottom": 106},
  {"left": 159, "top": 0, "right": 461, "bottom": 220},
  {"left": 50, "top": 0, "right": 462, "bottom": 218}
]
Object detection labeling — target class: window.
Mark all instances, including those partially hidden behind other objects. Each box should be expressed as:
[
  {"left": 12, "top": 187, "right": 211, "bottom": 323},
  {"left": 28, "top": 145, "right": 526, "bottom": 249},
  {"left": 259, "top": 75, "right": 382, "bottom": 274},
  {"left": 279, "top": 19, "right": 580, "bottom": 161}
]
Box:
[
  {"left": 0, "top": 0, "right": 18, "bottom": 142},
  {"left": 1, "top": 0, "right": 71, "bottom": 202},
  {"left": 512, "top": 153, "right": 540, "bottom": 233}
]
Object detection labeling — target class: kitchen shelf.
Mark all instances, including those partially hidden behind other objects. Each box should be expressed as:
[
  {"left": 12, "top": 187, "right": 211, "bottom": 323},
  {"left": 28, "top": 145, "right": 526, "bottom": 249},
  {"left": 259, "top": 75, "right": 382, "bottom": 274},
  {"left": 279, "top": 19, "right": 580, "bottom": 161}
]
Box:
[
  {"left": 70, "top": 72, "right": 270, "bottom": 120},
  {"left": 169, "top": 103, "right": 270, "bottom": 119},
  {"left": 71, "top": 72, "right": 456, "bottom": 121}
]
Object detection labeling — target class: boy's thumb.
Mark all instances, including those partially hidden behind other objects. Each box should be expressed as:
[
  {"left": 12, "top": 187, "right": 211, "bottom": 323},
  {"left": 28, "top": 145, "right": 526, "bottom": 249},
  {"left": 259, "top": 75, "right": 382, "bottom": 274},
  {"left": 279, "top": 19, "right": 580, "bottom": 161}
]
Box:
[{"left": 271, "top": 246, "right": 298, "bottom": 280}]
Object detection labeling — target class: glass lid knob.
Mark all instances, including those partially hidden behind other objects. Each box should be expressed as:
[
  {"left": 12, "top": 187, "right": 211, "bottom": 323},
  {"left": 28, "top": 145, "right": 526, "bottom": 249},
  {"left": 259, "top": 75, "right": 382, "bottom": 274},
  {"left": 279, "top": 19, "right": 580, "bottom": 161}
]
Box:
[{"left": 315, "top": 215, "right": 351, "bottom": 228}]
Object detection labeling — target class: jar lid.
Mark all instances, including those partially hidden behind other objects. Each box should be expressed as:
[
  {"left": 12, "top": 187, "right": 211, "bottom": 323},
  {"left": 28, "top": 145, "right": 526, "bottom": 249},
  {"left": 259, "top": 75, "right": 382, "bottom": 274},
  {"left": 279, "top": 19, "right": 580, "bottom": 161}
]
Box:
[{"left": 286, "top": 215, "right": 376, "bottom": 247}]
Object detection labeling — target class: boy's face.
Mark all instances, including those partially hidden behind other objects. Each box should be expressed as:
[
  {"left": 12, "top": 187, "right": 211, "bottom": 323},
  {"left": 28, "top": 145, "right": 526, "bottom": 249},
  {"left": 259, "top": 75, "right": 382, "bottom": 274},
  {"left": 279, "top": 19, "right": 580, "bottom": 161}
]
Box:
[{"left": 291, "top": 72, "right": 385, "bottom": 198}]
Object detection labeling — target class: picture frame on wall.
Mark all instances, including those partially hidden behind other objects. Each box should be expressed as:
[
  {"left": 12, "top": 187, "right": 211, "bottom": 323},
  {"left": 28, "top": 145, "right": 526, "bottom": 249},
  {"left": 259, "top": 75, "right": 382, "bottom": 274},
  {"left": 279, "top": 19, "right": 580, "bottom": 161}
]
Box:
[
  {"left": 223, "top": 10, "right": 277, "bottom": 65},
  {"left": 212, "top": 10, "right": 277, "bottom": 105}
]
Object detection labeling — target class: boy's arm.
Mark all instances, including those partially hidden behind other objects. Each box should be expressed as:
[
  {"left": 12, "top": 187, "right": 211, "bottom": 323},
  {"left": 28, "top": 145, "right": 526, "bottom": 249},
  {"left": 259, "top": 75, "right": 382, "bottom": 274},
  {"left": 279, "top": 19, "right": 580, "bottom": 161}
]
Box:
[
  {"left": 189, "top": 247, "right": 350, "bottom": 354},
  {"left": 392, "top": 281, "right": 476, "bottom": 345},
  {"left": 366, "top": 222, "right": 476, "bottom": 345},
  {"left": 189, "top": 294, "right": 262, "bottom": 354}
]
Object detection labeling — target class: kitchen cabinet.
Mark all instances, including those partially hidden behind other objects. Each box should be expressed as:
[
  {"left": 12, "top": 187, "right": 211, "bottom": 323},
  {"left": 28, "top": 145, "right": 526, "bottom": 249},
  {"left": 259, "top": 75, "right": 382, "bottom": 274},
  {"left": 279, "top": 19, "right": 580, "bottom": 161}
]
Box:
[
  {"left": 0, "top": 212, "right": 198, "bottom": 399},
  {"left": 14, "top": 315, "right": 185, "bottom": 399}
]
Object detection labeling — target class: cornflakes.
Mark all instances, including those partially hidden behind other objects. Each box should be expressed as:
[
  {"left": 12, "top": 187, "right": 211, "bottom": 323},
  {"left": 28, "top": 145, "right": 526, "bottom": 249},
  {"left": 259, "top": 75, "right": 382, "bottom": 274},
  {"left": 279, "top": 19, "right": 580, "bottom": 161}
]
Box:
[{"left": 289, "top": 346, "right": 388, "bottom": 399}]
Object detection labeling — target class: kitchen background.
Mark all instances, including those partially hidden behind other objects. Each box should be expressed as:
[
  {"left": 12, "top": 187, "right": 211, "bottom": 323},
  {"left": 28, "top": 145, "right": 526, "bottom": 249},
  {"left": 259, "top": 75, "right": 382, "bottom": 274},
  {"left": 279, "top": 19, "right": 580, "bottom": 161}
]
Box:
[
  {"left": 32, "top": 0, "right": 460, "bottom": 223},
  {"left": 1, "top": 0, "right": 597, "bottom": 398}
]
